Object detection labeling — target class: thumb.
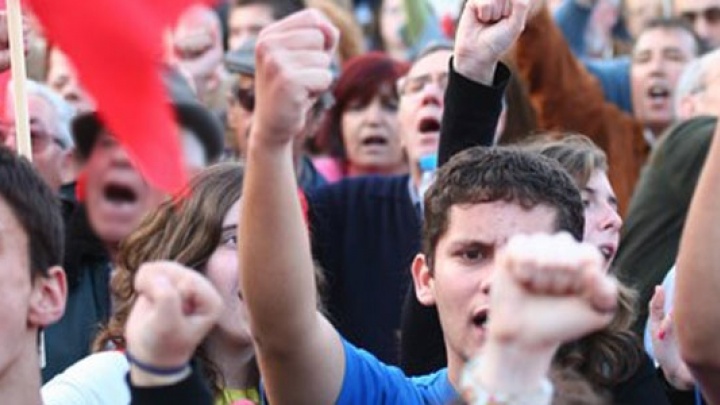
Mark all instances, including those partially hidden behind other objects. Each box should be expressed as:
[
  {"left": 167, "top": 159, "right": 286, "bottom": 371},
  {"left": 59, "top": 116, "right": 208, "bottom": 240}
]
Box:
[
  {"left": 659, "top": 311, "right": 675, "bottom": 338},
  {"left": 508, "top": 0, "right": 531, "bottom": 32},
  {"left": 148, "top": 274, "right": 183, "bottom": 324},
  {"left": 649, "top": 285, "right": 666, "bottom": 327}
]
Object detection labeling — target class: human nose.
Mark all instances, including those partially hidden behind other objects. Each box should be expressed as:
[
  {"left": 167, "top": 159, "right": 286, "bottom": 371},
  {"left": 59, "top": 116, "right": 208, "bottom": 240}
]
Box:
[
  {"left": 364, "top": 99, "right": 384, "bottom": 124},
  {"left": 694, "top": 17, "right": 712, "bottom": 42},
  {"left": 107, "top": 142, "right": 134, "bottom": 167},
  {"left": 479, "top": 269, "right": 493, "bottom": 296},
  {"left": 419, "top": 82, "right": 443, "bottom": 107},
  {"left": 599, "top": 202, "right": 623, "bottom": 232}
]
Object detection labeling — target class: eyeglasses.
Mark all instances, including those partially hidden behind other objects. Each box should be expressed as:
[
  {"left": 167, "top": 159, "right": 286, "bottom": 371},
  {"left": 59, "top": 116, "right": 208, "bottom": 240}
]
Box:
[
  {"left": 0, "top": 124, "right": 64, "bottom": 153},
  {"left": 232, "top": 85, "right": 255, "bottom": 111},
  {"left": 397, "top": 72, "right": 449, "bottom": 96},
  {"left": 680, "top": 6, "right": 720, "bottom": 25}
]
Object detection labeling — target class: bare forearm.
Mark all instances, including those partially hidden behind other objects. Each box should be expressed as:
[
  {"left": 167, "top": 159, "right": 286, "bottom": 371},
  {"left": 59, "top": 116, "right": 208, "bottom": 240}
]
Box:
[
  {"left": 676, "top": 123, "right": 720, "bottom": 371},
  {"left": 241, "top": 138, "right": 319, "bottom": 349}
]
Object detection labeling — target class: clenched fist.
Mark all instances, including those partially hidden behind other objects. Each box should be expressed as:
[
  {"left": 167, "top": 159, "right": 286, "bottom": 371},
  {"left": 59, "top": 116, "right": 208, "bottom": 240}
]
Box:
[
  {"left": 454, "top": 0, "right": 532, "bottom": 84},
  {"left": 125, "top": 261, "right": 222, "bottom": 383},
  {"left": 489, "top": 233, "right": 617, "bottom": 351},
  {"left": 251, "top": 10, "right": 338, "bottom": 147}
]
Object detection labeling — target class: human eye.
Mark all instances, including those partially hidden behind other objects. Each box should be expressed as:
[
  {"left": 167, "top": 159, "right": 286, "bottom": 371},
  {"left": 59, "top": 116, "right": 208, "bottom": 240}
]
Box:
[
  {"left": 221, "top": 233, "right": 238, "bottom": 249},
  {"left": 454, "top": 244, "right": 489, "bottom": 265}
]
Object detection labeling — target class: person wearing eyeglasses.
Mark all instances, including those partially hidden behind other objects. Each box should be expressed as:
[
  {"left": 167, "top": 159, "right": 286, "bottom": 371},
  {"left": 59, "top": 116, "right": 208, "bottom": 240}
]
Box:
[
  {"left": 675, "top": 0, "right": 720, "bottom": 49},
  {"left": 0, "top": 80, "right": 78, "bottom": 195}
]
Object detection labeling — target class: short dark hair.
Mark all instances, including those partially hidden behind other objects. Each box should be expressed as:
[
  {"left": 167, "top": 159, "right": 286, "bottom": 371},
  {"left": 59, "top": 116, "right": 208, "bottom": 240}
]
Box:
[
  {"left": 232, "top": 0, "right": 305, "bottom": 20},
  {"left": 638, "top": 18, "right": 704, "bottom": 55},
  {"left": 0, "top": 147, "right": 64, "bottom": 278},
  {"left": 422, "top": 147, "right": 585, "bottom": 265}
]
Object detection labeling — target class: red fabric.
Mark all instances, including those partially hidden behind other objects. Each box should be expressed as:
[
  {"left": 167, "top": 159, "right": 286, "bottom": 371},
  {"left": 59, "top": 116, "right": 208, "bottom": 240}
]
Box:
[
  {"left": 298, "top": 189, "right": 309, "bottom": 227},
  {"left": 75, "top": 170, "right": 87, "bottom": 202},
  {"left": 441, "top": 14, "right": 455, "bottom": 38},
  {"left": 25, "top": 0, "right": 215, "bottom": 193}
]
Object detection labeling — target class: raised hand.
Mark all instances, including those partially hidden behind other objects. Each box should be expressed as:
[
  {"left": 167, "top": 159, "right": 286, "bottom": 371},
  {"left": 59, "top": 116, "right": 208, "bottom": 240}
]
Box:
[
  {"left": 125, "top": 261, "right": 222, "bottom": 384},
  {"left": 649, "top": 286, "right": 695, "bottom": 390},
  {"left": 252, "top": 10, "right": 338, "bottom": 147},
  {"left": 454, "top": 0, "right": 532, "bottom": 84},
  {"left": 488, "top": 233, "right": 617, "bottom": 352}
]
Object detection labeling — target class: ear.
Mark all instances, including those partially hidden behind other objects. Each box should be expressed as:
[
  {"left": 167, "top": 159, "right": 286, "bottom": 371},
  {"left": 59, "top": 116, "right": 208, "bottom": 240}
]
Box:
[
  {"left": 676, "top": 96, "right": 696, "bottom": 121},
  {"left": 411, "top": 253, "right": 436, "bottom": 306},
  {"left": 59, "top": 148, "right": 78, "bottom": 184},
  {"left": 28, "top": 266, "right": 67, "bottom": 328}
]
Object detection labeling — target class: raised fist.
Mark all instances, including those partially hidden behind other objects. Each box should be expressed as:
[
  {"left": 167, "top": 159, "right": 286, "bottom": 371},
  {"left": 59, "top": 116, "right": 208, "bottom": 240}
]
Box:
[
  {"left": 251, "top": 10, "right": 338, "bottom": 146},
  {"left": 454, "top": 0, "right": 532, "bottom": 84},
  {"left": 488, "top": 233, "right": 617, "bottom": 352},
  {"left": 125, "top": 261, "right": 223, "bottom": 372}
]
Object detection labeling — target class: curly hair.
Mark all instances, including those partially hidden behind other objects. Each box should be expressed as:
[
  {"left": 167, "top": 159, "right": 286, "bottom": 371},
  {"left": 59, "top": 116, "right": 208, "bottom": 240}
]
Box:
[{"left": 93, "top": 163, "right": 248, "bottom": 397}]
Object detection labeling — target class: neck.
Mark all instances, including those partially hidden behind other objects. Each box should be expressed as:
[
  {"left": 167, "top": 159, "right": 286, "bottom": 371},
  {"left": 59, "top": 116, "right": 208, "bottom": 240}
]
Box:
[
  {"left": 103, "top": 242, "right": 119, "bottom": 264},
  {"left": 386, "top": 44, "right": 408, "bottom": 61},
  {"left": 0, "top": 338, "right": 43, "bottom": 405},
  {"left": 646, "top": 122, "right": 670, "bottom": 142},
  {"left": 444, "top": 341, "right": 464, "bottom": 393},
  {"left": 206, "top": 339, "right": 257, "bottom": 391},
  {"left": 410, "top": 163, "right": 422, "bottom": 191}
]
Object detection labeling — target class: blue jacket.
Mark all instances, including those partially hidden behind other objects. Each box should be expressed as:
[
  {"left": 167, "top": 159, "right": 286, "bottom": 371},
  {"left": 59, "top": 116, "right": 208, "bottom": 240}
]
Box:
[{"left": 554, "top": 0, "right": 633, "bottom": 113}]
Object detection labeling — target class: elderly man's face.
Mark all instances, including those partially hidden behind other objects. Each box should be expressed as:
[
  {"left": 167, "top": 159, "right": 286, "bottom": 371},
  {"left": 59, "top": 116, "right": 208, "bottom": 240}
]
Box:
[{"left": 0, "top": 96, "right": 71, "bottom": 192}]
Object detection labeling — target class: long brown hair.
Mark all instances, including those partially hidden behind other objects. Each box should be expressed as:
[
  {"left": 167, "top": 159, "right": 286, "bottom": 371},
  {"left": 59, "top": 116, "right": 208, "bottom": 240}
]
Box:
[
  {"left": 93, "top": 163, "right": 248, "bottom": 397},
  {"left": 524, "top": 134, "right": 643, "bottom": 392}
]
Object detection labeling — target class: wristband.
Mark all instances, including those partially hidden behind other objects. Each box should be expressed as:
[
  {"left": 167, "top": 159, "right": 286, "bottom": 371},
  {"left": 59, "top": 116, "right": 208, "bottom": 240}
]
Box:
[
  {"left": 125, "top": 350, "right": 190, "bottom": 377},
  {"left": 460, "top": 356, "right": 554, "bottom": 405}
]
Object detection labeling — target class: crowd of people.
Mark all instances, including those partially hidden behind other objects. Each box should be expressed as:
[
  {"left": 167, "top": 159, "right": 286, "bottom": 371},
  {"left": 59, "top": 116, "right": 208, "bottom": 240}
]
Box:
[{"left": 1, "top": 0, "right": 720, "bottom": 403}]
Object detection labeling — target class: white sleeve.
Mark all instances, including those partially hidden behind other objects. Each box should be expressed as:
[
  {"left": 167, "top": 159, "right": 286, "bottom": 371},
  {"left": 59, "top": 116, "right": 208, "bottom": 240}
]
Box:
[{"left": 42, "top": 351, "right": 131, "bottom": 405}]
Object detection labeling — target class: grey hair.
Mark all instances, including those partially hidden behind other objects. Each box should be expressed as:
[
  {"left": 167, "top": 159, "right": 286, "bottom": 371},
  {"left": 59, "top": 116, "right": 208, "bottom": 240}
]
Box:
[
  {"left": 674, "top": 48, "right": 720, "bottom": 112},
  {"left": 11, "top": 79, "right": 77, "bottom": 150},
  {"left": 411, "top": 40, "right": 454, "bottom": 63}
]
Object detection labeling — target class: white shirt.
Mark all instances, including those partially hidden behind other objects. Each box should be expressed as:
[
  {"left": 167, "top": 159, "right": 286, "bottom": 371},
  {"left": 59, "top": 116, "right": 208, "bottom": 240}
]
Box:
[{"left": 42, "top": 351, "right": 130, "bottom": 405}]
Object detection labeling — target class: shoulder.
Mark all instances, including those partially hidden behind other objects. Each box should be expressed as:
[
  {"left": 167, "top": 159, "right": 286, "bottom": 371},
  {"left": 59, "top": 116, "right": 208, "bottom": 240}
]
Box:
[
  {"left": 338, "top": 339, "right": 456, "bottom": 405},
  {"left": 42, "top": 351, "right": 130, "bottom": 405},
  {"left": 308, "top": 175, "right": 411, "bottom": 206}
]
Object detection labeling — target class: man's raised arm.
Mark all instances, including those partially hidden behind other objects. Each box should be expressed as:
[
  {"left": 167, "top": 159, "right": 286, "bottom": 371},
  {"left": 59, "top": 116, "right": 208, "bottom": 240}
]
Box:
[{"left": 238, "top": 10, "right": 345, "bottom": 405}]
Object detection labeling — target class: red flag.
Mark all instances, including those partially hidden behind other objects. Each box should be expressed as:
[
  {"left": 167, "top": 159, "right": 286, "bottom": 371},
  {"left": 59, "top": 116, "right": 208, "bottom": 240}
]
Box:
[{"left": 26, "top": 0, "right": 215, "bottom": 193}]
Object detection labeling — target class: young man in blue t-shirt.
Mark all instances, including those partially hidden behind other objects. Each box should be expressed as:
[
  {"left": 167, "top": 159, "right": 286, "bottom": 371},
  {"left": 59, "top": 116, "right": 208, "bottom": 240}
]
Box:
[{"left": 239, "top": 2, "right": 620, "bottom": 404}]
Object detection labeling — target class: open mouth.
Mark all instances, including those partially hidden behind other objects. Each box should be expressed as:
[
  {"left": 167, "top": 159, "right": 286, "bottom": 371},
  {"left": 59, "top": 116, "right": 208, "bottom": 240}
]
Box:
[
  {"left": 647, "top": 84, "right": 670, "bottom": 101},
  {"left": 472, "top": 309, "right": 489, "bottom": 329},
  {"left": 418, "top": 116, "right": 441, "bottom": 133},
  {"left": 362, "top": 135, "right": 388, "bottom": 146},
  {"left": 599, "top": 245, "right": 616, "bottom": 262},
  {"left": 103, "top": 183, "right": 138, "bottom": 205}
]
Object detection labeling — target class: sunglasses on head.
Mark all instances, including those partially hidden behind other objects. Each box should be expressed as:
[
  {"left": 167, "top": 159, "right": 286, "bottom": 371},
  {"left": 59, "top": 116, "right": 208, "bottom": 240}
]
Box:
[
  {"left": 681, "top": 6, "right": 720, "bottom": 25},
  {"left": 233, "top": 86, "right": 255, "bottom": 111}
]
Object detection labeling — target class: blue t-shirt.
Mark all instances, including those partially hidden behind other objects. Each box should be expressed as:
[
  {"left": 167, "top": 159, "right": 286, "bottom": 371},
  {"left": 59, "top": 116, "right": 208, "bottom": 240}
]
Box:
[{"left": 337, "top": 339, "right": 457, "bottom": 404}]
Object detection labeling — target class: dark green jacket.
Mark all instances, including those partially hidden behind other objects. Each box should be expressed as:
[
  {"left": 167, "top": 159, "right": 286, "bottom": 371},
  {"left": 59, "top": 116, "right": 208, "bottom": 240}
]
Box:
[{"left": 614, "top": 116, "right": 717, "bottom": 336}]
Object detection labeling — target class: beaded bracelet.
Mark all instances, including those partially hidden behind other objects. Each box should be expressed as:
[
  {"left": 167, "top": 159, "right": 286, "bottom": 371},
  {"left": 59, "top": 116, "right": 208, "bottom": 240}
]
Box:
[
  {"left": 125, "top": 351, "right": 190, "bottom": 377},
  {"left": 460, "top": 356, "right": 554, "bottom": 405}
]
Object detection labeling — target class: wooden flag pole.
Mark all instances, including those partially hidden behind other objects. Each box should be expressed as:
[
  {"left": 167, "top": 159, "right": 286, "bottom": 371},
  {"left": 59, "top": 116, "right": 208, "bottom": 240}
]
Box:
[{"left": 6, "top": 0, "right": 31, "bottom": 161}]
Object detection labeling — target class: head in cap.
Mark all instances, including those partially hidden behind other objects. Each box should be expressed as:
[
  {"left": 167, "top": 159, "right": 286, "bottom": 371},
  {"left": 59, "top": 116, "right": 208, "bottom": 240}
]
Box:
[{"left": 225, "top": 38, "right": 335, "bottom": 158}]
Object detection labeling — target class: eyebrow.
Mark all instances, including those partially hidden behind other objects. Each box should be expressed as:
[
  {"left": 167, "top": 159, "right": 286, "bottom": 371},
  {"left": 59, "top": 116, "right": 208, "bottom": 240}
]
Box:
[
  {"left": 221, "top": 225, "right": 238, "bottom": 234},
  {"left": 446, "top": 238, "right": 495, "bottom": 250}
]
